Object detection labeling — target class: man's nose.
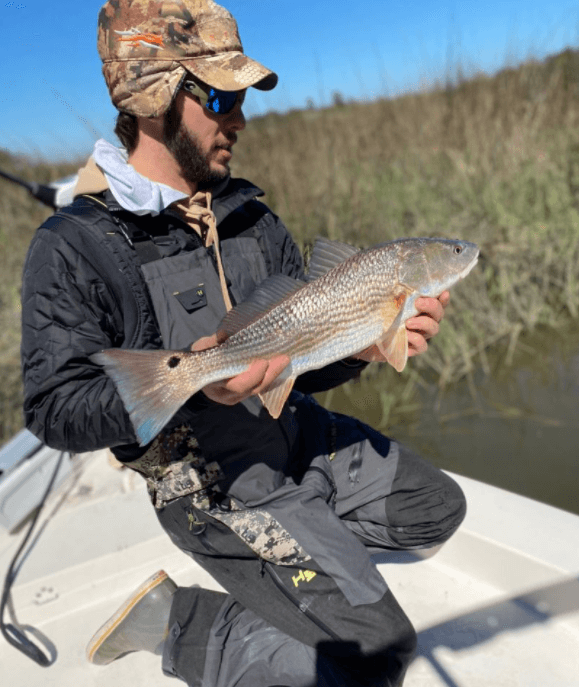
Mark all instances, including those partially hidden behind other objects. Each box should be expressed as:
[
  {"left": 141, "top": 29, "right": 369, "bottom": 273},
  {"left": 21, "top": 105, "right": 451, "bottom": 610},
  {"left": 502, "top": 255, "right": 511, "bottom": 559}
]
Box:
[{"left": 226, "top": 105, "right": 246, "bottom": 132}]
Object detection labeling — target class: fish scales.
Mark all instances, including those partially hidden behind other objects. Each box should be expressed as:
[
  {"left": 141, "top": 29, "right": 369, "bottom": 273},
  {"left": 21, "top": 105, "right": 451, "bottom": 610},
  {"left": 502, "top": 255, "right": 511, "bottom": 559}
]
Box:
[
  {"left": 207, "top": 258, "right": 384, "bottom": 375},
  {"left": 91, "top": 237, "right": 479, "bottom": 445},
  {"left": 162, "top": 249, "right": 389, "bottom": 385}
]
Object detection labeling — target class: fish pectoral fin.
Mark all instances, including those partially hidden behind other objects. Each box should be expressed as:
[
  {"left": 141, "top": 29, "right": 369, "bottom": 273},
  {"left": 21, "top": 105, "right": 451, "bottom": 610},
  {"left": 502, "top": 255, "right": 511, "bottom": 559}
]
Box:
[
  {"left": 377, "top": 325, "right": 408, "bottom": 373},
  {"left": 259, "top": 374, "right": 297, "bottom": 419},
  {"left": 375, "top": 290, "right": 413, "bottom": 372}
]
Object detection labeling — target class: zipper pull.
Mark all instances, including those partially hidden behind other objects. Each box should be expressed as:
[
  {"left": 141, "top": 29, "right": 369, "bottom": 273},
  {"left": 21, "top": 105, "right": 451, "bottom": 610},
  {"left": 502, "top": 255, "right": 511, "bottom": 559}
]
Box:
[{"left": 187, "top": 511, "right": 203, "bottom": 531}]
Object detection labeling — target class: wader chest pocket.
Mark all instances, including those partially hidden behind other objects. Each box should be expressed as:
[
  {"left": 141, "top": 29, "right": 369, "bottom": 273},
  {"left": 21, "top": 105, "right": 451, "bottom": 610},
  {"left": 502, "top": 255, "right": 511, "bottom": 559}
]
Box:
[{"left": 175, "top": 287, "right": 207, "bottom": 313}]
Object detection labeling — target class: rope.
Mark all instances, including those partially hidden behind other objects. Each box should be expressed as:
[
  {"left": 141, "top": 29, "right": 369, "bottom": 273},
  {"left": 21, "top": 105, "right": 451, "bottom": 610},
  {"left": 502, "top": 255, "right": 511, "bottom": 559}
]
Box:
[{"left": 174, "top": 191, "right": 233, "bottom": 311}]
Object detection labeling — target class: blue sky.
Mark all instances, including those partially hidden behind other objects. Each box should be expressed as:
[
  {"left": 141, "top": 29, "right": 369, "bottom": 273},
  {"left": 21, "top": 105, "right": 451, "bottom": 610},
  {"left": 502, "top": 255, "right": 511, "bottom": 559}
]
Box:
[{"left": 1, "top": 0, "right": 579, "bottom": 160}]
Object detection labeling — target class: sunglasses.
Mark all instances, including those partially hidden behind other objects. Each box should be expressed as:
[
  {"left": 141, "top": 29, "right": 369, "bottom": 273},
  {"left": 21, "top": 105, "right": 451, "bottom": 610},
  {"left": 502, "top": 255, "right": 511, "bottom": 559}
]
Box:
[{"left": 182, "top": 78, "right": 245, "bottom": 115}]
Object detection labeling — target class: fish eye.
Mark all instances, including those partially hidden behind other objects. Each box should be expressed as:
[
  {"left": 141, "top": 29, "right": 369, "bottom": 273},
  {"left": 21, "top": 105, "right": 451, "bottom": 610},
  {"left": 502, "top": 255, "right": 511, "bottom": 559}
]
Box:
[{"left": 453, "top": 245, "right": 463, "bottom": 255}]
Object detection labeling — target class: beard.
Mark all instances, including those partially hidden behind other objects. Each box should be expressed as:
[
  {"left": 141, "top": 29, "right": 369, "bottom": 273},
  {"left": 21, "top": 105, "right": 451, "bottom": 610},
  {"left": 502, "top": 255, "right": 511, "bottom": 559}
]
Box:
[{"left": 162, "top": 101, "right": 229, "bottom": 188}]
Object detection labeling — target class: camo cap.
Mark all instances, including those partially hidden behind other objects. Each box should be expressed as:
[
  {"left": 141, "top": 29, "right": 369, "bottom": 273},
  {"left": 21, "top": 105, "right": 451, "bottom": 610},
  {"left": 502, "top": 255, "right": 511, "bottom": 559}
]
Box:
[{"left": 98, "top": 0, "right": 278, "bottom": 117}]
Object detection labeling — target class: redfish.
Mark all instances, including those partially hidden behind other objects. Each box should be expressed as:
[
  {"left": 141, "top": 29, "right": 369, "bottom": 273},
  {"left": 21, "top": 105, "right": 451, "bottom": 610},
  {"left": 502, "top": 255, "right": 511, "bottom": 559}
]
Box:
[{"left": 91, "top": 237, "right": 479, "bottom": 445}]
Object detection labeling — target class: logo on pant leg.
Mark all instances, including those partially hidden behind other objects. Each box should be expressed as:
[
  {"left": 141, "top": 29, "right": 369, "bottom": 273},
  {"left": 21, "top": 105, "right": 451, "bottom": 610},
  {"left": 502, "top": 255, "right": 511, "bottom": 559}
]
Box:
[{"left": 292, "top": 570, "right": 317, "bottom": 587}]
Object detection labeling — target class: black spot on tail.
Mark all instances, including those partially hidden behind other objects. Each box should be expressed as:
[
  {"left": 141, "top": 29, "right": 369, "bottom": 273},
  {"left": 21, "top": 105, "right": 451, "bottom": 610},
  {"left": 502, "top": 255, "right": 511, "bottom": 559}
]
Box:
[{"left": 168, "top": 356, "right": 181, "bottom": 369}]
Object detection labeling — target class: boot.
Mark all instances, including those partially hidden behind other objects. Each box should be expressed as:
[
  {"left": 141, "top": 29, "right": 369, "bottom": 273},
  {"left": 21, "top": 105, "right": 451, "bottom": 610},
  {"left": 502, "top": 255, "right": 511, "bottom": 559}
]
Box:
[{"left": 86, "top": 570, "right": 177, "bottom": 665}]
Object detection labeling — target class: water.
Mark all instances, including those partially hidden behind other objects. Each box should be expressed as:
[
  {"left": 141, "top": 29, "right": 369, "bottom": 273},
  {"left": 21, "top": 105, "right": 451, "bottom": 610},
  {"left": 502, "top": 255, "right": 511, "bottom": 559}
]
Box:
[{"left": 317, "top": 325, "right": 579, "bottom": 516}]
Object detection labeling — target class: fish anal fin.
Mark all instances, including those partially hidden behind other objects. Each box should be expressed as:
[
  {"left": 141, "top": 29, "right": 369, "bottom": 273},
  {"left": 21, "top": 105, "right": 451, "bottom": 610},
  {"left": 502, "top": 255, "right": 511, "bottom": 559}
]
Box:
[
  {"left": 377, "top": 325, "right": 408, "bottom": 373},
  {"left": 259, "top": 375, "right": 297, "bottom": 419}
]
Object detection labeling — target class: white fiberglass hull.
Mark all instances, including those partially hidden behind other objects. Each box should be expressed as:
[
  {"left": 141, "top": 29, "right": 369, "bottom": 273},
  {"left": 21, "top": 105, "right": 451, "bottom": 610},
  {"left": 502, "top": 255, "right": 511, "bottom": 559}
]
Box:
[{"left": 1, "top": 451, "right": 578, "bottom": 686}]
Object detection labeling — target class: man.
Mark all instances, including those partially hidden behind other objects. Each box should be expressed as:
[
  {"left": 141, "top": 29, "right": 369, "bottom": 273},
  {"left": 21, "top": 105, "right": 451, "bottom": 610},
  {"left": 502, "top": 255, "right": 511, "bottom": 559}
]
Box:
[{"left": 20, "top": 1, "right": 466, "bottom": 685}]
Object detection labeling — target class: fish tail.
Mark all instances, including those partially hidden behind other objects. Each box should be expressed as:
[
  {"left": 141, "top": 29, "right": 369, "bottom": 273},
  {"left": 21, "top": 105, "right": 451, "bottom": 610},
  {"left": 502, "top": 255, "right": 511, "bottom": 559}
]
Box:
[{"left": 90, "top": 348, "right": 203, "bottom": 446}]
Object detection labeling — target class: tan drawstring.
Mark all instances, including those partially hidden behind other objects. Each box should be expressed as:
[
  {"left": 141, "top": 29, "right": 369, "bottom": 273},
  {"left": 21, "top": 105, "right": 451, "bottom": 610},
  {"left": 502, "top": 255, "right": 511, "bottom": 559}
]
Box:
[
  {"left": 174, "top": 190, "right": 233, "bottom": 312},
  {"left": 72, "top": 161, "right": 233, "bottom": 311}
]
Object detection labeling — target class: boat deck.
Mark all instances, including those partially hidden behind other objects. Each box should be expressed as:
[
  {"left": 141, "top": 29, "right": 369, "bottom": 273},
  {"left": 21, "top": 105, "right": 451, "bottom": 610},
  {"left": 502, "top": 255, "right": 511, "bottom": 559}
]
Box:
[{"left": 1, "top": 451, "right": 578, "bottom": 686}]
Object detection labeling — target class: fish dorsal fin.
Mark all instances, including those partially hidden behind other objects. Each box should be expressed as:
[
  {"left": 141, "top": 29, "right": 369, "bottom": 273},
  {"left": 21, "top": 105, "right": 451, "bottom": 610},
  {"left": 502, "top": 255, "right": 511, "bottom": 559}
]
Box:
[
  {"left": 307, "top": 237, "right": 361, "bottom": 281},
  {"left": 217, "top": 275, "right": 306, "bottom": 341}
]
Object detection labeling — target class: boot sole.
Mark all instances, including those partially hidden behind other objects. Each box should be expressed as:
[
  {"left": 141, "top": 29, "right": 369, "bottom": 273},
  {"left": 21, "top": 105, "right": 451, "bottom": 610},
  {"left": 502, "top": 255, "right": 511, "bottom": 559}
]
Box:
[{"left": 86, "top": 570, "right": 168, "bottom": 664}]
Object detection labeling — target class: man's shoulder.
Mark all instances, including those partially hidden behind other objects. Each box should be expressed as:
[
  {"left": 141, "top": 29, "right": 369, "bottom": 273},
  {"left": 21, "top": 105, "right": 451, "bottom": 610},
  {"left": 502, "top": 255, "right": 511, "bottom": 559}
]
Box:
[
  {"left": 39, "top": 192, "right": 115, "bottom": 237},
  {"left": 27, "top": 193, "right": 129, "bottom": 276}
]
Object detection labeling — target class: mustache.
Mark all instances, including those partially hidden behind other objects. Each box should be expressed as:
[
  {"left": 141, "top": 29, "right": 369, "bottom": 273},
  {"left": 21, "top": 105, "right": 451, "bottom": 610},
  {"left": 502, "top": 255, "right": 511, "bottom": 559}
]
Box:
[{"left": 219, "top": 134, "right": 237, "bottom": 149}]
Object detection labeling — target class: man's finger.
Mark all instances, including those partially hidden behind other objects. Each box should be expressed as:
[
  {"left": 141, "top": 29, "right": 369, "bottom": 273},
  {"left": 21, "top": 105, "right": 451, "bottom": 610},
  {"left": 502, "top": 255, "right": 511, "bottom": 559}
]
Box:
[
  {"left": 407, "top": 331, "right": 428, "bottom": 357},
  {"left": 406, "top": 315, "right": 440, "bottom": 339},
  {"left": 258, "top": 355, "right": 291, "bottom": 392},
  {"left": 191, "top": 335, "right": 219, "bottom": 351},
  {"left": 225, "top": 359, "right": 269, "bottom": 395},
  {"left": 413, "top": 297, "right": 445, "bottom": 323}
]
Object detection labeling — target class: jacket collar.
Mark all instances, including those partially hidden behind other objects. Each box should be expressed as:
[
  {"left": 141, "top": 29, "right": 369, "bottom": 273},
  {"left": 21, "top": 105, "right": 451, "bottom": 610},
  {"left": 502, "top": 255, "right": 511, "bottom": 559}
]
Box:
[
  {"left": 211, "top": 177, "right": 265, "bottom": 224},
  {"left": 77, "top": 140, "right": 264, "bottom": 226},
  {"left": 103, "top": 176, "right": 264, "bottom": 226}
]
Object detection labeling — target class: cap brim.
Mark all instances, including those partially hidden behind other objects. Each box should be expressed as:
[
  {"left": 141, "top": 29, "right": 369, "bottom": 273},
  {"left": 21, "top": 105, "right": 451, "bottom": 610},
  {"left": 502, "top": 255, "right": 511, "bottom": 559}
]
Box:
[{"left": 180, "top": 51, "right": 278, "bottom": 92}]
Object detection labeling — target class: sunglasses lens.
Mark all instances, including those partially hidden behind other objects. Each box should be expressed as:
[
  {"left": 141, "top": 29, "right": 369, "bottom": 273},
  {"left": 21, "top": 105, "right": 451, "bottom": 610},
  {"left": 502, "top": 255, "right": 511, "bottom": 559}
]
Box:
[{"left": 206, "top": 88, "right": 239, "bottom": 114}]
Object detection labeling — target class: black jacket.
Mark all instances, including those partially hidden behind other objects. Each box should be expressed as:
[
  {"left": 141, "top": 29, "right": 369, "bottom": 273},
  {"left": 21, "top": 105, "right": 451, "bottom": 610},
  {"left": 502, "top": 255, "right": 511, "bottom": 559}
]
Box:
[{"left": 21, "top": 178, "right": 365, "bottom": 462}]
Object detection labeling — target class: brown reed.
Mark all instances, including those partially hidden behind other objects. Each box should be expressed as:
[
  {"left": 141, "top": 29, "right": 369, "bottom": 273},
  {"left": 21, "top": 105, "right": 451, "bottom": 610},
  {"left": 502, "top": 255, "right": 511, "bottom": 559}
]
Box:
[{"left": 2, "top": 50, "right": 579, "bottom": 443}]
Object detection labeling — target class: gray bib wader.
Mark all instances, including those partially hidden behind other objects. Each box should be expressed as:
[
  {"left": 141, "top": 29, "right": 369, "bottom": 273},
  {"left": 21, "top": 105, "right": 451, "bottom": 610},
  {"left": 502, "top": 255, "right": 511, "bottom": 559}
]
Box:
[
  {"left": 123, "top": 215, "right": 388, "bottom": 608},
  {"left": 79, "top": 191, "right": 466, "bottom": 686}
]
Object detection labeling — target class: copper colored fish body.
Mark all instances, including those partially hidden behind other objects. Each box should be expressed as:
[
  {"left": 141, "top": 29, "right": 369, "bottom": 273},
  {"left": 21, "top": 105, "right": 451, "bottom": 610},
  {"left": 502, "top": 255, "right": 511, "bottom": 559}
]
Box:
[{"left": 92, "top": 237, "right": 479, "bottom": 445}]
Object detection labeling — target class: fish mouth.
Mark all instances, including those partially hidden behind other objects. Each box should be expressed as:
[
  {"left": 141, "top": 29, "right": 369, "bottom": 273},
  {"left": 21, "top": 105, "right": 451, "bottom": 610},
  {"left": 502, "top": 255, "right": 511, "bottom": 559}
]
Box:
[{"left": 458, "top": 252, "right": 479, "bottom": 280}]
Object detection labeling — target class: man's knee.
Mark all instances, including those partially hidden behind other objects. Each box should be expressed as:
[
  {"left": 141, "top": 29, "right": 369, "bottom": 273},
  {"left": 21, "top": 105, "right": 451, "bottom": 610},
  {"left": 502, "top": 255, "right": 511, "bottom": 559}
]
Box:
[{"left": 385, "top": 466, "right": 467, "bottom": 550}]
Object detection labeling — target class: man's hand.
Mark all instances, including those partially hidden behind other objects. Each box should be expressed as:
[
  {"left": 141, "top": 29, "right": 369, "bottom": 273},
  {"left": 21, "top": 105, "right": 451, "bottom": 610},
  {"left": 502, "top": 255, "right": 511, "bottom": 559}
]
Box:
[
  {"left": 191, "top": 291, "right": 449, "bottom": 400},
  {"left": 191, "top": 335, "right": 290, "bottom": 406},
  {"left": 406, "top": 291, "right": 450, "bottom": 357},
  {"left": 353, "top": 291, "right": 450, "bottom": 363}
]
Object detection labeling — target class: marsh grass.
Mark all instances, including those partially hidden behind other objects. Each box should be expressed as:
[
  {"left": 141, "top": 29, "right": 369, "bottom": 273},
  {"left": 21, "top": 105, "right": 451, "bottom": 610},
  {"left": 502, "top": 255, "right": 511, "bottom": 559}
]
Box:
[
  {"left": 233, "top": 50, "right": 579, "bottom": 395},
  {"left": 0, "top": 151, "right": 80, "bottom": 442},
  {"left": 2, "top": 50, "right": 579, "bottom": 443}
]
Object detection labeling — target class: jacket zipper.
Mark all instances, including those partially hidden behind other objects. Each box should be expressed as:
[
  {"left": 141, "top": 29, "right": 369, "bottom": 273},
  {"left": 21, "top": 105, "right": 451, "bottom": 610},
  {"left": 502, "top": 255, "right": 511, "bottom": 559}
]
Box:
[{"left": 263, "top": 561, "right": 342, "bottom": 642}]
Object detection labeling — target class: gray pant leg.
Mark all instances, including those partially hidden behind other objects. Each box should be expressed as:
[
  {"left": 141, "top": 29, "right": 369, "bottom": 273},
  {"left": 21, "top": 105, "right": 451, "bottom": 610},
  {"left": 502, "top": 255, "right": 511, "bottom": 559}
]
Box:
[
  {"left": 203, "top": 598, "right": 325, "bottom": 687},
  {"left": 164, "top": 590, "right": 349, "bottom": 687},
  {"left": 162, "top": 586, "right": 226, "bottom": 684},
  {"left": 330, "top": 418, "right": 467, "bottom": 550},
  {"left": 158, "top": 502, "right": 416, "bottom": 687}
]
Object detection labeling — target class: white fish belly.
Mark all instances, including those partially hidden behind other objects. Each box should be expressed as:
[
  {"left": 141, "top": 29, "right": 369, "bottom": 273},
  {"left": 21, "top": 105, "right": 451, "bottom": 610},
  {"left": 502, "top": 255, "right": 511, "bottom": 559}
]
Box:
[{"left": 290, "top": 318, "right": 384, "bottom": 376}]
